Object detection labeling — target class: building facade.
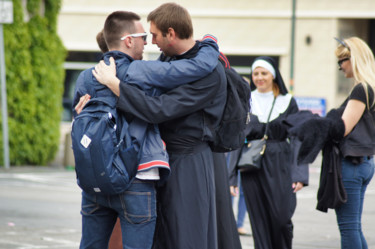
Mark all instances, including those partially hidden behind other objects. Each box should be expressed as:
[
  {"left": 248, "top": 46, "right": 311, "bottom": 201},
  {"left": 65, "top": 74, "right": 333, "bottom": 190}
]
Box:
[{"left": 58, "top": 0, "right": 375, "bottom": 117}]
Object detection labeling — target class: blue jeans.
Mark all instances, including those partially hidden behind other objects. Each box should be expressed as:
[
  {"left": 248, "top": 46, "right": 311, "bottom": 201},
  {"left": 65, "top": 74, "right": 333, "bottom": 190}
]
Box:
[
  {"left": 335, "top": 156, "right": 374, "bottom": 249},
  {"left": 79, "top": 179, "right": 157, "bottom": 249},
  {"left": 237, "top": 174, "right": 247, "bottom": 228}
]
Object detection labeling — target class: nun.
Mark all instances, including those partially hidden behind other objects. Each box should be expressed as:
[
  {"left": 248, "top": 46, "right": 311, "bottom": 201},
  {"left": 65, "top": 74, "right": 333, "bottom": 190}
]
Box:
[{"left": 228, "top": 56, "right": 309, "bottom": 249}]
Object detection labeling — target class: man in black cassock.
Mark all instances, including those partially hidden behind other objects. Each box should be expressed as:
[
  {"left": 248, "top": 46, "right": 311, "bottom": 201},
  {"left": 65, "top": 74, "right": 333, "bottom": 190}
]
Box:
[{"left": 90, "top": 3, "right": 235, "bottom": 249}]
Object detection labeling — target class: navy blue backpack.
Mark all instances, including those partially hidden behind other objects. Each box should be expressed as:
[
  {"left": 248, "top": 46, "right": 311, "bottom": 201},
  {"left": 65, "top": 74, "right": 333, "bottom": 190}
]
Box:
[{"left": 71, "top": 70, "right": 139, "bottom": 195}]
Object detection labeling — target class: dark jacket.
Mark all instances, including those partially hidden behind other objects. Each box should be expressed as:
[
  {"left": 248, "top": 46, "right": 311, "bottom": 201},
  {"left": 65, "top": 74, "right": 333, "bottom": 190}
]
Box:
[
  {"left": 73, "top": 51, "right": 170, "bottom": 183},
  {"left": 316, "top": 143, "right": 347, "bottom": 212},
  {"left": 115, "top": 41, "right": 227, "bottom": 149},
  {"left": 124, "top": 36, "right": 219, "bottom": 95},
  {"left": 284, "top": 109, "right": 347, "bottom": 212}
]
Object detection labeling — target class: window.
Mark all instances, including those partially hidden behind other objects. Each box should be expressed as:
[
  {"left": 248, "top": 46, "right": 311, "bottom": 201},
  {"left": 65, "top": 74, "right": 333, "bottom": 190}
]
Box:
[{"left": 62, "top": 51, "right": 102, "bottom": 121}]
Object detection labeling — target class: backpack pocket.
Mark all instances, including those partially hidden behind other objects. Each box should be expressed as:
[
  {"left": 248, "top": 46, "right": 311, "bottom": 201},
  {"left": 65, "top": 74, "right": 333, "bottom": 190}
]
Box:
[{"left": 72, "top": 110, "right": 136, "bottom": 195}]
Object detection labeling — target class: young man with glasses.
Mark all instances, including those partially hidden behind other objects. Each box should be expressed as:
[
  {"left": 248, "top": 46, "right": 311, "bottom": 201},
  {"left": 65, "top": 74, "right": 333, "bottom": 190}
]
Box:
[
  {"left": 74, "top": 10, "right": 220, "bottom": 249},
  {"left": 74, "top": 11, "right": 164, "bottom": 249},
  {"left": 93, "top": 3, "right": 228, "bottom": 249}
]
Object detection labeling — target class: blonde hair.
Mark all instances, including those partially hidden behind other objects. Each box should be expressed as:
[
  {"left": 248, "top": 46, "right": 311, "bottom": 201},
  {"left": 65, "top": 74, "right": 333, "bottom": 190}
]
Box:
[{"left": 335, "top": 37, "right": 375, "bottom": 108}]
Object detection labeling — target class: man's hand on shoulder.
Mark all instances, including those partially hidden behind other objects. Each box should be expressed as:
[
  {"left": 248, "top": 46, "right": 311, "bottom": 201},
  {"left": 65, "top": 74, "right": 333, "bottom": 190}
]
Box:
[{"left": 92, "top": 57, "right": 121, "bottom": 96}]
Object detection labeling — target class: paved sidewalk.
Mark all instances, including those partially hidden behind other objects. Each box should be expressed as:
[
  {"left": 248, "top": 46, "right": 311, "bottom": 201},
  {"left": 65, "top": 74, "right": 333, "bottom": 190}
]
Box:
[
  {"left": 0, "top": 166, "right": 82, "bottom": 249},
  {"left": 236, "top": 155, "right": 375, "bottom": 248},
  {"left": 1, "top": 156, "right": 375, "bottom": 248}
]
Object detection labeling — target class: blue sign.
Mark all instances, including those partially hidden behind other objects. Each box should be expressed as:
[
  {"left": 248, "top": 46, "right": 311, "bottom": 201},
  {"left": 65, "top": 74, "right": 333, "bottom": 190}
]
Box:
[{"left": 295, "top": 96, "right": 326, "bottom": 117}]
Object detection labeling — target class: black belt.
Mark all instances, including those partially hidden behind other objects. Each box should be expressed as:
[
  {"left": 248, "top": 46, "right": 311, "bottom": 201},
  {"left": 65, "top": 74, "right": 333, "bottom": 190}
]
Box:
[{"left": 166, "top": 140, "right": 208, "bottom": 154}]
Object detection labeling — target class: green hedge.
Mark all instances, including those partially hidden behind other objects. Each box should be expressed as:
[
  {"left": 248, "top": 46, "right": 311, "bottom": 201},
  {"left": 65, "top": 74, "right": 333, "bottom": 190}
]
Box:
[{"left": 0, "top": 0, "right": 66, "bottom": 165}]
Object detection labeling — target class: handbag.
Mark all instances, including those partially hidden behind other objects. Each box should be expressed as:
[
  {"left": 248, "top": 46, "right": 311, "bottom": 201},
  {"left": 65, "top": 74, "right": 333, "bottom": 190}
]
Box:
[{"left": 237, "top": 97, "right": 276, "bottom": 172}]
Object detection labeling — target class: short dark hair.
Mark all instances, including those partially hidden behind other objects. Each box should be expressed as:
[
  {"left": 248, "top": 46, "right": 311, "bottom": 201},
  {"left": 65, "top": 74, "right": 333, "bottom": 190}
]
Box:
[
  {"left": 147, "top": 3, "right": 193, "bottom": 39},
  {"left": 103, "top": 11, "right": 141, "bottom": 49}
]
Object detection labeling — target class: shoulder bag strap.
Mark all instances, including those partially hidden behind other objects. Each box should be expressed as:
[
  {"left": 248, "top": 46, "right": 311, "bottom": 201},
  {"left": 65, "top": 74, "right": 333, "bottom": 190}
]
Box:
[{"left": 263, "top": 97, "right": 276, "bottom": 139}]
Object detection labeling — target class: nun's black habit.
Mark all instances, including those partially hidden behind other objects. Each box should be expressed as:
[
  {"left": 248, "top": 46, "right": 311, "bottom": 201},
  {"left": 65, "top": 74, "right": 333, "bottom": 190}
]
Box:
[{"left": 229, "top": 56, "right": 309, "bottom": 249}]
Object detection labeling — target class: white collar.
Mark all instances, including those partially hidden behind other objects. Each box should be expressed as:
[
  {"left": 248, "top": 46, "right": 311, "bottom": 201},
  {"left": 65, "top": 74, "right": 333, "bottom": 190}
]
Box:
[{"left": 251, "top": 90, "right": 292, "bottom": 122}]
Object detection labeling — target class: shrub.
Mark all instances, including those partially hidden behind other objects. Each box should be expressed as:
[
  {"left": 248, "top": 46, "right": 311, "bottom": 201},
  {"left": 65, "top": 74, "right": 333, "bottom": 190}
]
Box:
[{"left": 0, "top": 0, "right": 66, "bottom": 165}]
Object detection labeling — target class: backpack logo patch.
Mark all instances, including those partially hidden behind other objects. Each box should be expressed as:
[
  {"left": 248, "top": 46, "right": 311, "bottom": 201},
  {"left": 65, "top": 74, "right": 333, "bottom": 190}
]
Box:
[{"left": 80, "top": 134, "right": 92, "bottom": 148}]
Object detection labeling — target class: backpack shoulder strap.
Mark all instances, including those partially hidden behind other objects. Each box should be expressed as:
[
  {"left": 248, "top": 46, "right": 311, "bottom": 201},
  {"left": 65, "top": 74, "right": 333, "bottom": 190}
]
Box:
[
  {"left": 219, "top": 52, "right": 231, "bottom": 69},
  {"left": 84, "top": 69, "right": 96, "bottom": 98}
]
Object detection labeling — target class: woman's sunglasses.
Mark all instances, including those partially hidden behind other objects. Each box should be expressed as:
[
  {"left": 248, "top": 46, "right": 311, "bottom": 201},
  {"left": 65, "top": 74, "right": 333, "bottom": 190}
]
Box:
[{"left": 337, "top": 58, "right": 350, "bottom": 70}]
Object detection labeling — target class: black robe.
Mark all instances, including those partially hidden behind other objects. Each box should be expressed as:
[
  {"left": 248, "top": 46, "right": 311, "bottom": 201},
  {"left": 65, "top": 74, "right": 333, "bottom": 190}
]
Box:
[{"left": 115, "top": 42, "right": 227, "bottom": 249}]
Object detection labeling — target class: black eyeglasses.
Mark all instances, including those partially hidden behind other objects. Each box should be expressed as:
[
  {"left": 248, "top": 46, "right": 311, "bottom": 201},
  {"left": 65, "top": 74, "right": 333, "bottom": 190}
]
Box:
[{"left": 338, "top": 58, "right": 349, "bottom": 67}]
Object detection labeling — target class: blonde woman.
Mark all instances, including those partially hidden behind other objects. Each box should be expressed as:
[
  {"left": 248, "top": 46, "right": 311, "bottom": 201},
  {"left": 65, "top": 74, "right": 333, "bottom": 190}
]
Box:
[{"left": 333, "top": 37, "right": 375, "bottom": 249}]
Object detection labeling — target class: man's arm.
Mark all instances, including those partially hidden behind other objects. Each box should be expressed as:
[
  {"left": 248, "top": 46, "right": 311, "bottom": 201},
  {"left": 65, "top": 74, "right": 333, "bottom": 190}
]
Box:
[
  {"left": 115, "top": 67, "right": 223, "bottom": 124},
  {"left": 92, "top": 56, "right": 225, "bottom": 123},
  {"left": 124, "top": 35, "right": 219, "bottom": 91},
  {"left": 342, "top": 99, "right": 366, "bottom": 136}
]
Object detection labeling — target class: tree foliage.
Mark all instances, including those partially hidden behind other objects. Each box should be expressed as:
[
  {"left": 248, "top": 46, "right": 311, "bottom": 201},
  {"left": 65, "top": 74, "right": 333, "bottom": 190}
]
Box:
[{"left": 0, "top": 0, "right": 66, "bottom": 165}]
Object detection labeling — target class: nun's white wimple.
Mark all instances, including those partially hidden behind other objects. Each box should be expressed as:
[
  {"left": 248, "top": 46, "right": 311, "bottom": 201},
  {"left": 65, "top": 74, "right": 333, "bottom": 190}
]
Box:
[{"left": 251, "top": 60, "right": 276, "bottom": 78}]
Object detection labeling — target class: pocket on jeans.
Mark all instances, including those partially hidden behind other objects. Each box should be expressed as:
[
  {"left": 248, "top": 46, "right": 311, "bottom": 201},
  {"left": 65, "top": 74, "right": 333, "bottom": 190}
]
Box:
[
  {"left": 81, "top": 194, "right": 99, "bottom": 215},
  {"left": 123, "top": 191, "right": 152, "bottom": 224}
]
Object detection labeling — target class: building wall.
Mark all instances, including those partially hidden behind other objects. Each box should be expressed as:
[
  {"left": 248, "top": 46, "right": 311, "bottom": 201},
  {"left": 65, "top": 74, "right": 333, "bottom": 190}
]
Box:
[
  {"left": 54, "top": 0, "right": 375, "bottom": 165},
  {"left": 292, "top": 18, "right": 338, "bottom": 108},
  {"left": 58, "top": 0, "right": 375, "bottom": 110}
]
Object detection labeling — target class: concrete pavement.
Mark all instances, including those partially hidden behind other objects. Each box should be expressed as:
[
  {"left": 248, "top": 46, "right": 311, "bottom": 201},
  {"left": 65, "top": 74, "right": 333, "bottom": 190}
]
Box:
[
  {"left": 1, "top": 155, "right": 375, "bottom": 248},
  {"left": 0, "top": 166, "right": 81, "bottom": 248},
  {"left": 236, "top": 155, "right": 375, "bottom": 248}
]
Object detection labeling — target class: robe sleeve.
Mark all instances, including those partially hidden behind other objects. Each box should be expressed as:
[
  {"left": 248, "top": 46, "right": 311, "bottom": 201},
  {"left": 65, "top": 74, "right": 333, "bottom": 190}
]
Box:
[
  {"left": 290, "top": 137, "right": 309, "bottom": 185},
  {"left": 116, "top": 67, "right": 222, "bottom": 124},
  {"left": 124, "top": 39, "right": 219, "bottom": 92}
]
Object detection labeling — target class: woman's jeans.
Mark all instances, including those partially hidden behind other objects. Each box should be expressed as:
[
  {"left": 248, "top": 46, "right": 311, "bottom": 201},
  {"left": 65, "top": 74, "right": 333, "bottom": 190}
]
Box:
[
  {"left": 335, "top": 156, "right": 374, "bottom": 249},
  {"left": 79, "top": 179, "right": 157, "bottom": 249}
]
